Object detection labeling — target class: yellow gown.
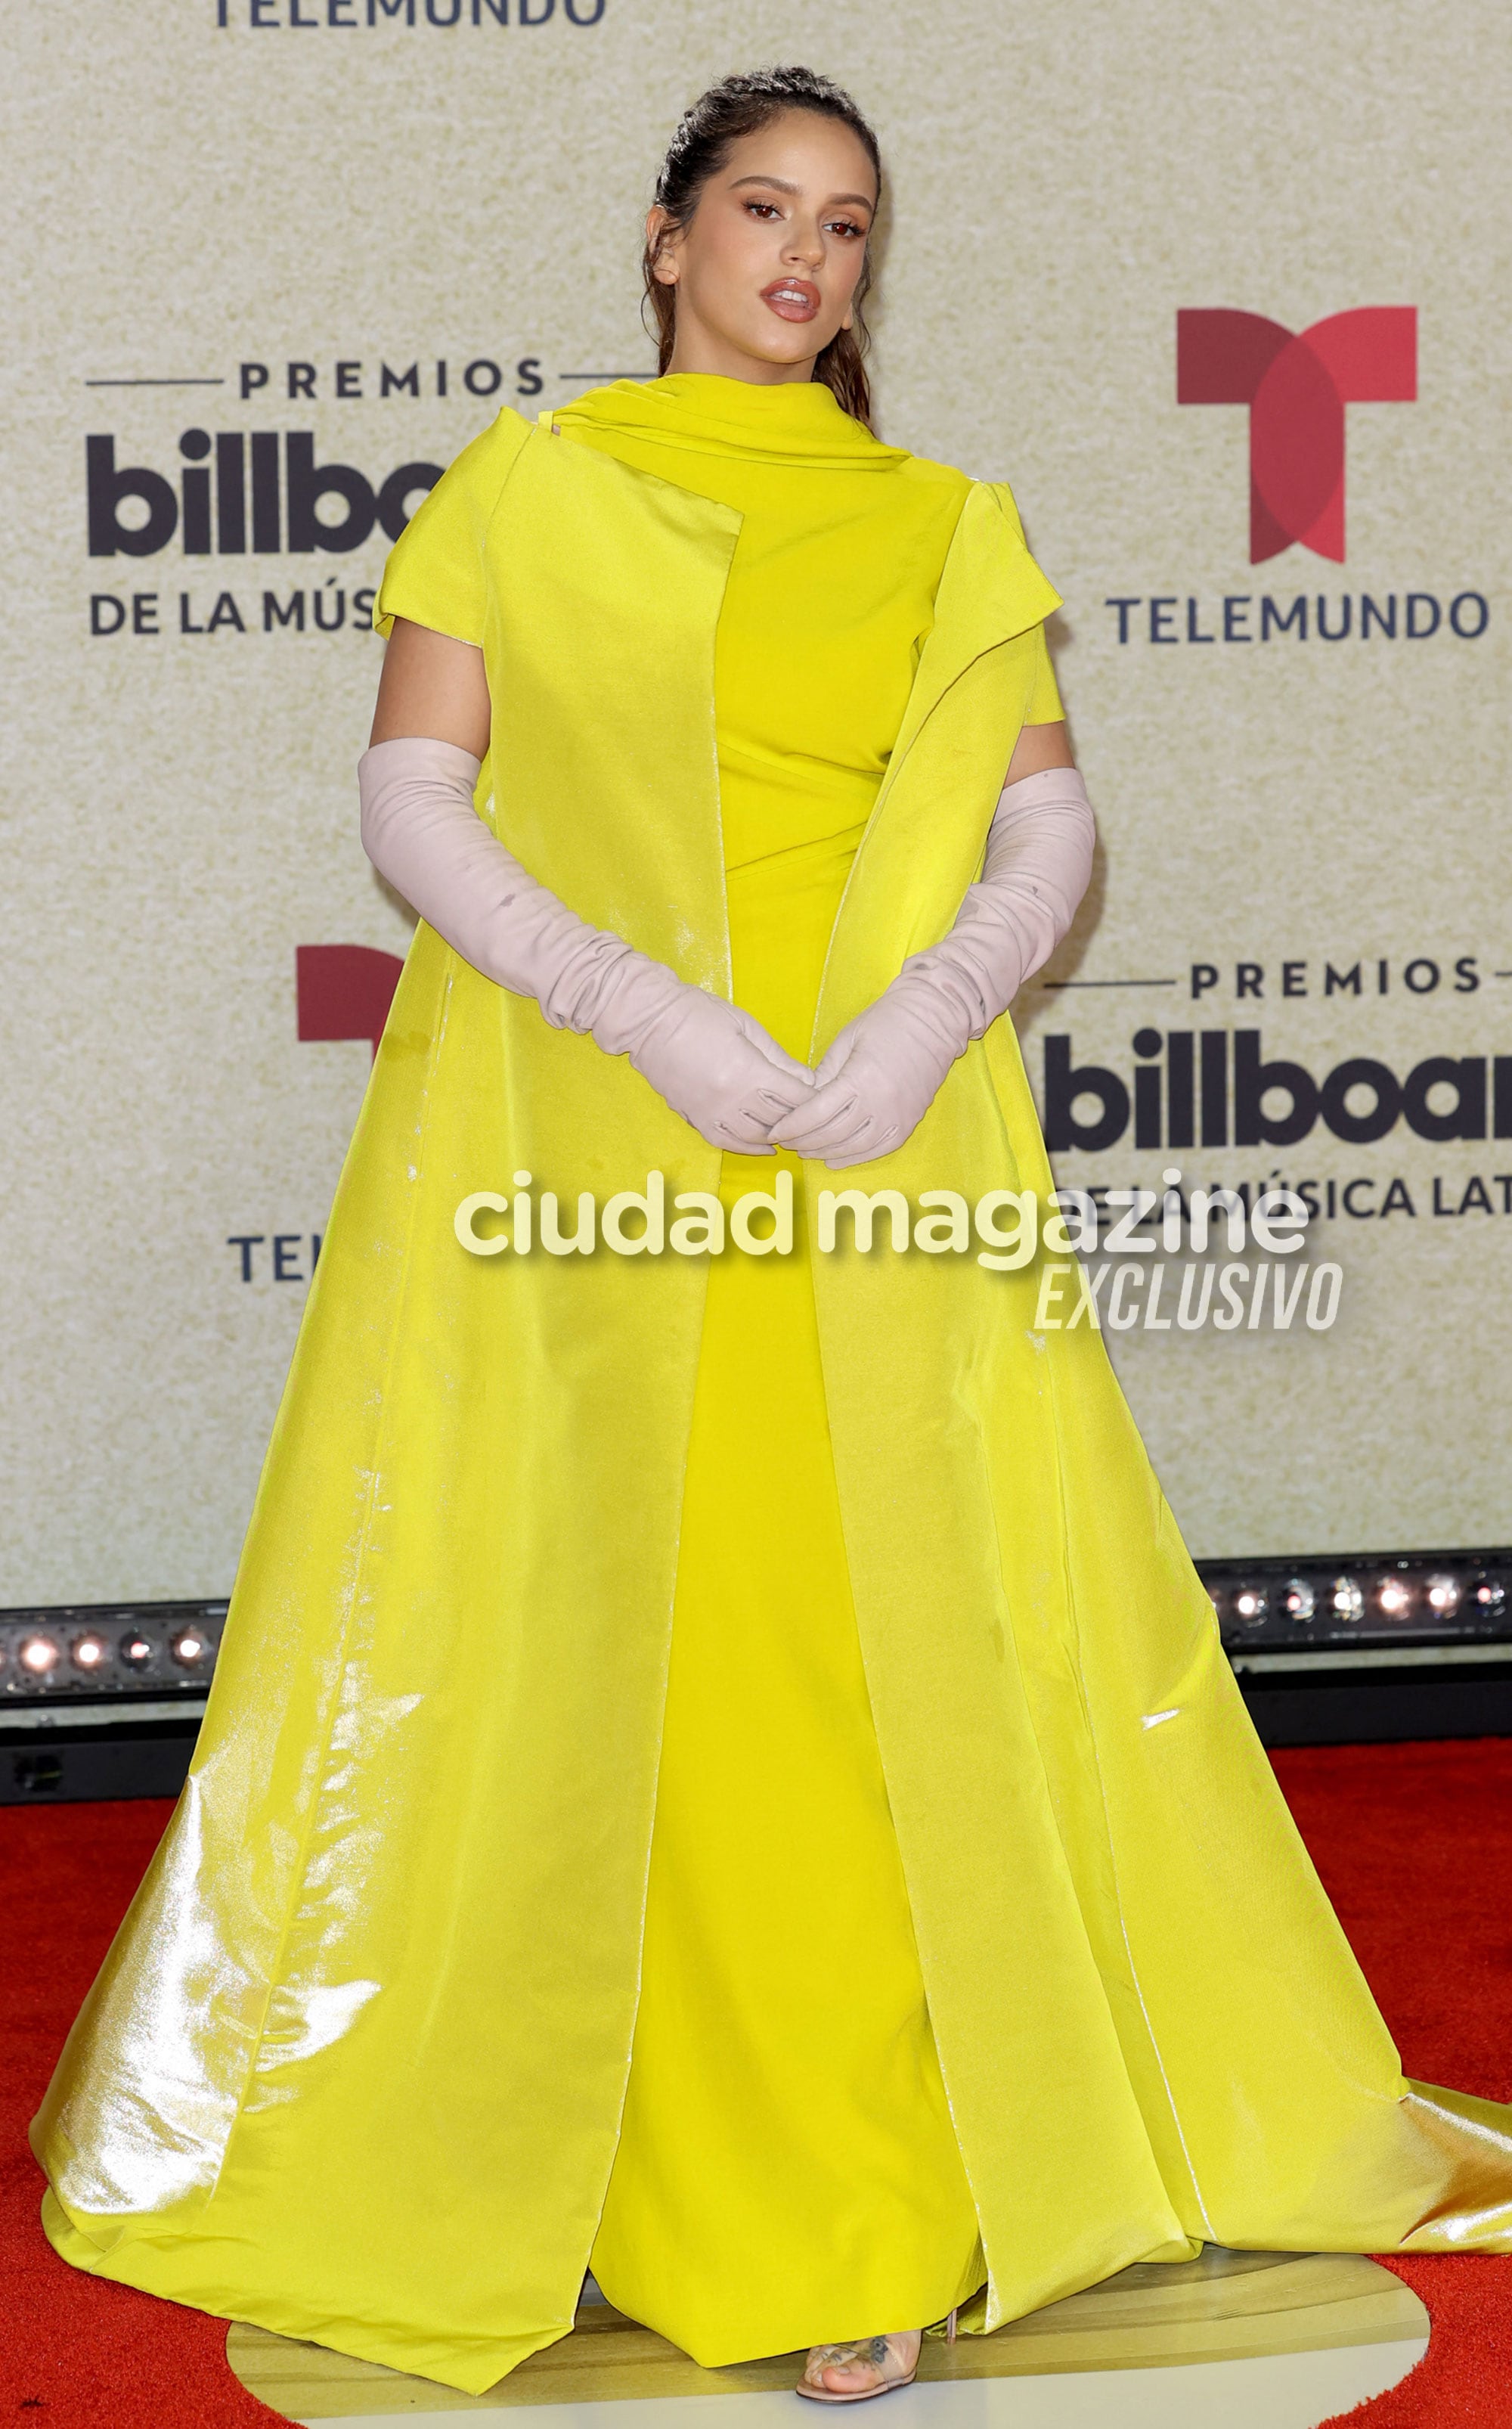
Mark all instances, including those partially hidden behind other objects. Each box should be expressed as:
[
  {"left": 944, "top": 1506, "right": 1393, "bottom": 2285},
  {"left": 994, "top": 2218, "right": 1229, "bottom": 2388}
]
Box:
[
  {"left": 33, "top": 377, "right": 1512, "bottom": 2400},
  {"left": 558, "top": 376, "right": 1054, "bottom": 2359}
]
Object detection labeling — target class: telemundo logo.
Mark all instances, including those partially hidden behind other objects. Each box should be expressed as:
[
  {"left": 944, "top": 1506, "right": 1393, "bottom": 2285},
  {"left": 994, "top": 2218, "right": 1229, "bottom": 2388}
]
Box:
[{"left": 214, "top": 2, "right": 608, "bottom": 27}]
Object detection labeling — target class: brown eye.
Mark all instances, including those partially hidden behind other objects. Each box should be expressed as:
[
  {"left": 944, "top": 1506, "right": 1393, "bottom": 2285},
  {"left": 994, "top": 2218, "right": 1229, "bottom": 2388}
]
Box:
[{"left": 745, "top": 200, "right": 781, "bottom": 219}]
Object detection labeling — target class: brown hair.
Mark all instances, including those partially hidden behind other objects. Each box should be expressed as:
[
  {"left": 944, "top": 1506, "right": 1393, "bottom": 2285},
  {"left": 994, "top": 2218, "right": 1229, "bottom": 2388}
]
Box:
[{"left": 641, "top": 66, "right": 883, "bottom": 432}]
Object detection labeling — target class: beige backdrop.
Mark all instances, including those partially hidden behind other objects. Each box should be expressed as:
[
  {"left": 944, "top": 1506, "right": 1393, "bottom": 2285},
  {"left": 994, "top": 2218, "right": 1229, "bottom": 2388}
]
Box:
[{"left": 3, "top": 0, "right": 1507, "bottom": 1599}]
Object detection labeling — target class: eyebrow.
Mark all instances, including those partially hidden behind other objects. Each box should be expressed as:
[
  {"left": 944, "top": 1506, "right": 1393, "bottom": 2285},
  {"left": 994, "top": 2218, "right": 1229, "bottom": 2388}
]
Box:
[{"left": 728, "top": 174, "right": 875, "bottom": 210}]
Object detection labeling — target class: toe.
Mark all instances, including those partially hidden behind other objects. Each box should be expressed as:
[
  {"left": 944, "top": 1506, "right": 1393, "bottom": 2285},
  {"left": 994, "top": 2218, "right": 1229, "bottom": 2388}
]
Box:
[{"left": 823, "top": 2362, "right": 881, "bottom": 2396}]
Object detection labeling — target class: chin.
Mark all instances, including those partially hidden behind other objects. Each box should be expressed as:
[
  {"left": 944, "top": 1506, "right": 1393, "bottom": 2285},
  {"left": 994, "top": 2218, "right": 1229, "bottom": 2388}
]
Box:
[{"left": 737, "top": 319, "right": 836, "bottom": 371}]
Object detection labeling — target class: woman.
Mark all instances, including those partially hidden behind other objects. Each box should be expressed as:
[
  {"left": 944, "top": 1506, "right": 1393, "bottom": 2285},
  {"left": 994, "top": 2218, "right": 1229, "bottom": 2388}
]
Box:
[{"left": 35, "top": 64, "right": 1512, "bottom": 2409}]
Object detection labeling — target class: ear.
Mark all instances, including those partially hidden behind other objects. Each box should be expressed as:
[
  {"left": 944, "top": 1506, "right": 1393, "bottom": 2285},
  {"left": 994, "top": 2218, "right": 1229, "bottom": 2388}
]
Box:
[{"left": 645, "top": 205, "right": 680, "bottom": 287}]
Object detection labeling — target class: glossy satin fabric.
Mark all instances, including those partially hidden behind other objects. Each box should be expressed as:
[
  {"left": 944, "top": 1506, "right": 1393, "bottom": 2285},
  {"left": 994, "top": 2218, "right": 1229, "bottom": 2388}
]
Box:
[
  {"left": 557, "top": 380, "right": 988, "bottom": 2358},
  {"left": 34, "top": 389, "right": 1512, "bottom": 2399}
]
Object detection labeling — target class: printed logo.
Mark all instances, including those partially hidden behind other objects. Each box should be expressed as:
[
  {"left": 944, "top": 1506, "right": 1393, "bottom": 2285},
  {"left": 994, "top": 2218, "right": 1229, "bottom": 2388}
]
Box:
[
  {"left": 1176, "top": 308, "right": 1417, "bottom": 562},
  {"left": 214, "top": 2, "right": 608, "bottom": 29},
  {"left": 86, "top": 432, "right": 441, "bottom": 559},
  {"left": 1043, "top": 1028, "right": 1510, "bottom": 1156},
  {"left": 296, "top": 945, "right": 402, "bottom": 1059}
]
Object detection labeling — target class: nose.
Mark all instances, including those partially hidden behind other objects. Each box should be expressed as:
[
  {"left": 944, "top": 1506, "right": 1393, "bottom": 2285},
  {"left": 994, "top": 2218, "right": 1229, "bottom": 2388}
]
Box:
[{"left": 782, "top": 219, "right": 826, "bottom": 270}]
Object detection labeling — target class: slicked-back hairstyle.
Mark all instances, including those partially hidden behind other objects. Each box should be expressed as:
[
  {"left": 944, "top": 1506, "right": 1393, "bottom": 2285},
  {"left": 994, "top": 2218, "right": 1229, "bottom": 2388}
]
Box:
[{"left": 643, "top": 66, "right": 883, "bottom": 432}]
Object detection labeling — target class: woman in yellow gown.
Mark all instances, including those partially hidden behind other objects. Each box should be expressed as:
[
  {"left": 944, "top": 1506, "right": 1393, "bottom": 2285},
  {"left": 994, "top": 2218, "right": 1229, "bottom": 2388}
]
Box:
[{"left": 34, "top": 64, "right": 1512, "bottom": 2406}]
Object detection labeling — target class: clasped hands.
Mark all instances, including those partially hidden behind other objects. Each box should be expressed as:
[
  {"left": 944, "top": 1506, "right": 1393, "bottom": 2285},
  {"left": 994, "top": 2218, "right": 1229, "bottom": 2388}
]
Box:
[
  {"left": 355, "top": 739, "right": 1090, "bottom": 1170},
  {"left": 634, "top": 972, "right": 966, "bottom": 1171}
]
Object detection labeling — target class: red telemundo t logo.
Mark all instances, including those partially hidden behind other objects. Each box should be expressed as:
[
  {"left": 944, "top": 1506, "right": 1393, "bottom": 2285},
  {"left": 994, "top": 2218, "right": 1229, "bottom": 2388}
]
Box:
[{"left": 1176, "top": 308, "right": 1417, "bottom": 562}]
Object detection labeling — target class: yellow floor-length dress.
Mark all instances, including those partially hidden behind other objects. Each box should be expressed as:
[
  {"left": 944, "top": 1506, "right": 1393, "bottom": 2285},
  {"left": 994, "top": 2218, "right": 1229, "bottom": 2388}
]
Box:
[
  {"left": 34, "top": 374, "right": 1512, "bottom": 2397},
  {"left": 554, "top": 377, "right": 1058, "bottom": 2362}
]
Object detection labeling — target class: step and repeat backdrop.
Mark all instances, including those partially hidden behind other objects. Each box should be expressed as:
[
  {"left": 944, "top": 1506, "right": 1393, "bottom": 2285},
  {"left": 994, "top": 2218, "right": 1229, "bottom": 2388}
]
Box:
[{"left": 4, "top": 0, "right": 1507, "bottom": 1600}]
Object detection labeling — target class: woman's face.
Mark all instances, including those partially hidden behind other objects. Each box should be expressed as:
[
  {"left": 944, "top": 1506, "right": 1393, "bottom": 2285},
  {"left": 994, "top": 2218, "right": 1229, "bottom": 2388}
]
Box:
[{"left": 649, "top": 110, "right": 878, "bottom": 384}]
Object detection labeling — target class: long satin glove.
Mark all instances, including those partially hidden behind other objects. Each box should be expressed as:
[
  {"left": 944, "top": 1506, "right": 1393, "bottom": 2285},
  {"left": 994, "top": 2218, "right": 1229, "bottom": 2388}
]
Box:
[
  {"left": 359, "top": 736, "right": 813, "bottom": 1152},
  {"left": 773, "top": 764, "right": 1095, "bottom": 1170}
]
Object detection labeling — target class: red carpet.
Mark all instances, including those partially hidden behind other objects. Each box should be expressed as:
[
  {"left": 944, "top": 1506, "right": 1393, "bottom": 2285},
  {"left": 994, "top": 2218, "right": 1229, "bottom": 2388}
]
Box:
[
  {"left": 1281, "top": 1742, "right": 1512, "bottom": 2427},
  {"left": 3, "top": 1740, "right": 1510, "bottom": 2427},
  {"left": 1, "top": 1796, "right": 280, "bottom": 2426}
]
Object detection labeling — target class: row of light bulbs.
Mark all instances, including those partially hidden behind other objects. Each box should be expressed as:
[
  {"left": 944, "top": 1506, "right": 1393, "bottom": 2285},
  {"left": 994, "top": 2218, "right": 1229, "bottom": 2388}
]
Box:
[
  {"left": 1217, "top": 1571, "right": 1505, "bottom": 1630},
  {"left": 2, "top": 1622, "right": 216, "bottom": 1688},
  {"left": 7, "top": 1556, "right": 1506, "bottom": 1695}
]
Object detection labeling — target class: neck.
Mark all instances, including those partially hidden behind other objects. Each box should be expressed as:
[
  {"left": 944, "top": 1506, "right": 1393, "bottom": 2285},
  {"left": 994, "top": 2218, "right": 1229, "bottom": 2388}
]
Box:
[{"left": 664, "top": 326, "right": 820, "bottom": 386}]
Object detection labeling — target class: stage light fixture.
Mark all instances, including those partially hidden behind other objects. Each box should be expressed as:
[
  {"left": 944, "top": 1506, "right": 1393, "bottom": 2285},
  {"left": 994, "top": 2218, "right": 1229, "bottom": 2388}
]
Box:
[
  {"left": 1204, "top": 1550, "right": 1512, "bottom": 1677},
  {"left": 2, "top": 1600, "right": 227, "bottom": 1705}
]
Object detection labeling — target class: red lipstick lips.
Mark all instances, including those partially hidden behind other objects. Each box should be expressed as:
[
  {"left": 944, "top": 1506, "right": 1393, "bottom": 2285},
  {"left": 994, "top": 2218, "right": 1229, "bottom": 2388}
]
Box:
[{"left": 761, "top": 278, "right": 821, "bottom": 324}]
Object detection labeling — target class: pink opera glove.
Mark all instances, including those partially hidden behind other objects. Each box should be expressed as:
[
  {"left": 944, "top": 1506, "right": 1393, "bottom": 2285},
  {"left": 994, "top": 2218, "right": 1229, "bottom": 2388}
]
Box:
[
  {"left": 358, "top": 735, "right": 813, "bottom": 1152},
  {"left": 773, "top": 764, "right": 1095, "bottom": 1170}
]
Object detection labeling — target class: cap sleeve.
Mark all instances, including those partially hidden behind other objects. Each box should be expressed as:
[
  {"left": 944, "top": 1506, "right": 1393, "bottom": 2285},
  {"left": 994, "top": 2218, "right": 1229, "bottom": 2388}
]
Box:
[
  {"left": 373, "top": 409, "right": 531, "bottom": 644},
  {"left": 981, "top": 479, "right": 1063, "bottom": 720},
  {"left": 1023, "top": 622, "right": 1064, "bottom": 724}
]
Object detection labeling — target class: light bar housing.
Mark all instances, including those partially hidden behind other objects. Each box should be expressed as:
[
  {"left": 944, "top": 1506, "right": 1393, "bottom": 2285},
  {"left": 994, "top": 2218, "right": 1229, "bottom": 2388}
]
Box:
[{"left": 0, "top": 1601, "right": 228, "bottom": 1704}]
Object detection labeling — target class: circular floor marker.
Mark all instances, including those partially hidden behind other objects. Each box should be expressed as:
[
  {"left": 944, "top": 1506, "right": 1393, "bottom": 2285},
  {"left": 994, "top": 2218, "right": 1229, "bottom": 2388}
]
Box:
[{"left": 228, "top": 2247, "right": 1427, "bottom": 2424}]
